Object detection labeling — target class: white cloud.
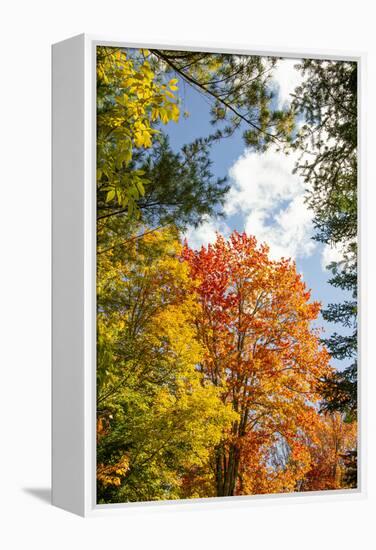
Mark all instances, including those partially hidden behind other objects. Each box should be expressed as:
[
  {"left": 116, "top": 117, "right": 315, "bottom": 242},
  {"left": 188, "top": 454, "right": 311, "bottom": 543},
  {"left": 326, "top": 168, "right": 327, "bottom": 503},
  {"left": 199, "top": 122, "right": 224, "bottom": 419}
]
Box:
[
  {"left": 243, "top": 194, "right": 315, "bottom": 261},
  {"left": 183, "top": 216, "right": 230, "bottom": 250},
  {"left": 185, "top": 147, "right": 317, "bottom": 262},
  {"left": 226, "top": 149, "right": 315, "bottom": 261},
  {"left": 184, "top": 55, "right": 321, "bottom": 262},
  {"left": 184, "top": 58, "right": 310, "bottom": 256},
  {"left": 321, "top": 242, "right": 345, "bottom": 270},
  {"left": 226, "top": 149, "right": 304, "bottom": 214},
  {"left": 272, "top": 58, "right": 303, "bottom": 109}
]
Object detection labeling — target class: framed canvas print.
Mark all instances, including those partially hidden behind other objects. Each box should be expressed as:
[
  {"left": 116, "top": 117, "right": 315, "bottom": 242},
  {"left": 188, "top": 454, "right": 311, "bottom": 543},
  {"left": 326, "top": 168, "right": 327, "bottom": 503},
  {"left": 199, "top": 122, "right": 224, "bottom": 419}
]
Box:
[{"left": 52, "top": 34, "right": 365, "bottom": 516}]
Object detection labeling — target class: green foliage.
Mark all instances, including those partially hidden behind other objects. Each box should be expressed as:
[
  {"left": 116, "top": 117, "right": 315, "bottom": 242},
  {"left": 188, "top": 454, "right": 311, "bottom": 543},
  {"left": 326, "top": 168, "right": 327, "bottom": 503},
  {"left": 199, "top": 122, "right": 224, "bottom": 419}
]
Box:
[
  {"left": 150, "top": 49, "right": 295, "bottom": 151},
  {"left": 341, "top": 449, "right": 357, "bottom": 488},
  {"left": 97, "top": 47, "right": 296, "bottom": 229},
  {"left": 97, "top": 134, "right": 229, "bottom": 230},
  {"left": 97, "top": 47, "right": 180, "bottom": 218},
  {"left": 292, "top": 60, "right": 357, "bottom": 247},
  {"left": 95, "top": 47, "right": 358, "bottom": 503},
  {"left": 291, "top": 60, "right": 358, "bottom": 419},
  {"left": 319, "top": 254, "right": 357, "bottom": 422}
]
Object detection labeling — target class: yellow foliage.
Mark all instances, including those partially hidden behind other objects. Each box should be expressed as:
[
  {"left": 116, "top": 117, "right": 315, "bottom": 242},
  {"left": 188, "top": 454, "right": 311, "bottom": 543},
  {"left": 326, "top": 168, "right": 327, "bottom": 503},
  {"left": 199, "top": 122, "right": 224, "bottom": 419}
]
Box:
[
  {"left": 97, "top": 47, "right": 181, "bottom": 215},
  {"left": 97, "top": 455, "right": 130, "bottom": 488},
  {"left": 96, "top": 227, "right": 237, "bottom": 500}
]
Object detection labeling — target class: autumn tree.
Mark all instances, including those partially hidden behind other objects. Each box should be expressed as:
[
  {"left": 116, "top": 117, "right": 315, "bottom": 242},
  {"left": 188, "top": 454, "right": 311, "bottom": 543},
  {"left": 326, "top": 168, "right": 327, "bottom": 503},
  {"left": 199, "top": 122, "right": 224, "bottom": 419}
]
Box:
[
  {"left": 94, "top": 47, "right": 358, "bottom": 503},
  {"left": 97, "top": 227, "right": 235, "bottom": 503},
  {"left": 299, "top": 412, "right": 357, "bottom": 491},
  {"left": 183, "top": 232, "right": 332, "bottom": 497}
]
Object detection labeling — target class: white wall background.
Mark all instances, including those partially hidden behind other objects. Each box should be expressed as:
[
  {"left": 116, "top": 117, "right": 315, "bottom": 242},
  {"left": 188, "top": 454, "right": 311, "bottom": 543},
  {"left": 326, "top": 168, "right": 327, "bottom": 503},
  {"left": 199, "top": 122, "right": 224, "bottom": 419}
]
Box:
[{"left": 0, "top": 1, "right": 375, "bottom": 548}]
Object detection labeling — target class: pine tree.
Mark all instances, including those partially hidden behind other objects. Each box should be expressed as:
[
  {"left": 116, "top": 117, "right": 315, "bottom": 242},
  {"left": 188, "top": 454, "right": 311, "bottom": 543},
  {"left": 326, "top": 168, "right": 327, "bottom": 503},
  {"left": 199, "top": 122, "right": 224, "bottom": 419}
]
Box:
[{"left": 292, "top": 60, "right": 358, "bottom": 419}]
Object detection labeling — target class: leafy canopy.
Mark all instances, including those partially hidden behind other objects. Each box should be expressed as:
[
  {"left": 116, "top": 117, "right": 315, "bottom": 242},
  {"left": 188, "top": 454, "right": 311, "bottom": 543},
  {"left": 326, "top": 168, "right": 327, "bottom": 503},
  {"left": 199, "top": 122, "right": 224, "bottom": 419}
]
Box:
[
  {"left": 97, "top": 47, "right": 180, "bottom": 218},
  {"left": 183, "top": 231, "right": 332, "bottom": 496},
  {"left": 97, "top": 227, "right": 236, "bottom": 503}
]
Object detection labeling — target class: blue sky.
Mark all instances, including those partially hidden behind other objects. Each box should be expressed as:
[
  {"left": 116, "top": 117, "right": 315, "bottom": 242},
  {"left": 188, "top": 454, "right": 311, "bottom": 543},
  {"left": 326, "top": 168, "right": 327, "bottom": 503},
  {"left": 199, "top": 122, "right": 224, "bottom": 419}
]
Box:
[{"left": 163, "top": 58, "right": 351, "bottom": 372}]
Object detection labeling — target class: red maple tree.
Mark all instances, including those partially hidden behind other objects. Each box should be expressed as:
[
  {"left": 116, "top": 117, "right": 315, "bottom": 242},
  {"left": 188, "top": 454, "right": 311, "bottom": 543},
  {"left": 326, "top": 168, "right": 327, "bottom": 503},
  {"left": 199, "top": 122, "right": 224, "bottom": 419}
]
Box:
[{"left": 183, "top": 232, "right": 332, "bottom": 496}]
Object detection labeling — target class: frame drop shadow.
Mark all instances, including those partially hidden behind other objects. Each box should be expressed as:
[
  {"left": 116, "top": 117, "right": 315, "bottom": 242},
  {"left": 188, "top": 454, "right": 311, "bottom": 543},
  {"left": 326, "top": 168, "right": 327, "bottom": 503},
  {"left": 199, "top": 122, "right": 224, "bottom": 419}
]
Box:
[{"left": 23, "top": 487, "right": 51, "bottom": 504}]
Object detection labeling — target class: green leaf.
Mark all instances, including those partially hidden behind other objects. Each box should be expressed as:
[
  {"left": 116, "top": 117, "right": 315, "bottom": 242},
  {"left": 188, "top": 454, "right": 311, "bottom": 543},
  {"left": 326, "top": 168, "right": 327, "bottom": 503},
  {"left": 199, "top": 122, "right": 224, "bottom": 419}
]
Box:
[
  {"left": 135, "top": 180, "right": 145, "bottom": 196},
  {"left": 106, "top": 189, "right": 116, "bottom": 202}
]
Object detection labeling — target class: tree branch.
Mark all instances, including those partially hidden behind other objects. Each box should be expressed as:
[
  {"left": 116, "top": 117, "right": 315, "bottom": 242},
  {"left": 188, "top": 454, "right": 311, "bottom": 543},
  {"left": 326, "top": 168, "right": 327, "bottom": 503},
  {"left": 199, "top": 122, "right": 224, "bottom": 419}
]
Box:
[{"left": 151, "top": 49, "right": 283, "bottom": 144}]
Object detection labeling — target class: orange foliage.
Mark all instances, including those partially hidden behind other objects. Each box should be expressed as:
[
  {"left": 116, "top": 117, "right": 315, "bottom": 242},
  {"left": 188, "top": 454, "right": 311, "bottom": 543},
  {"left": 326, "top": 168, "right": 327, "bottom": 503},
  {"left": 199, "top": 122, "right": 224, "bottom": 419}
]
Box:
[
  {"left": 183, "top": 231, "right": 332, "bottom": 496},
  {"left": 300, "top": 412, "right": 357, "bottom": 491},
  {"left": 97, "top": 456, "right": 130, "bottom": 488},
  {"left": 97, "top": 414, "right": 130, "bottom": 488}
]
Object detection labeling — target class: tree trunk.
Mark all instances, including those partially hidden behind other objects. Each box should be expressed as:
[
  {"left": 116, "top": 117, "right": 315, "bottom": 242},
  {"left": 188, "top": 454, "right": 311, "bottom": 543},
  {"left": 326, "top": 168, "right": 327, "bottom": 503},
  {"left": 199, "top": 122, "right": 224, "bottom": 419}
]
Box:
[{"left": 215, "top": 443, "right": 240, "bottom": 497}]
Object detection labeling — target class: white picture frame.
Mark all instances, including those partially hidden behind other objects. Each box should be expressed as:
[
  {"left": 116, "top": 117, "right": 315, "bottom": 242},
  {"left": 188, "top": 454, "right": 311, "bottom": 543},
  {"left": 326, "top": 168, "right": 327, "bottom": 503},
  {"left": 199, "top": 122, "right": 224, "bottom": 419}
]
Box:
[{"left": 52, "top": 33, "right": 367, "bottom": 517}]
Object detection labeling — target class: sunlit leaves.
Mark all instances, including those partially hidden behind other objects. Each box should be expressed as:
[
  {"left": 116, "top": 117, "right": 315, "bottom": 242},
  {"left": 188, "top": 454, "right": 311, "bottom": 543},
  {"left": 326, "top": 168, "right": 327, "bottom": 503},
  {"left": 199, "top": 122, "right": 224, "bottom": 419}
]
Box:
[
  {"left": 96, "top": 228, "right": 235, "bottom": 503},
  {"left": 300, "top": 412, "right": 357, "bottom": 490},
  {"left": 95, "top": 48, "right": 357, "bottom": 502},
  {"left": 97, "top": 47, "right": 181, "bottom": 217},
  {"left": 97, "top": 455, "right": 130, "bottom": 488},
  {"left": 183, "top": 231, "right": 332, "bottom": 495}
]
